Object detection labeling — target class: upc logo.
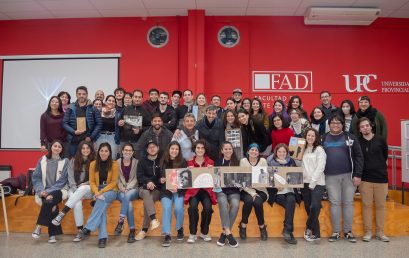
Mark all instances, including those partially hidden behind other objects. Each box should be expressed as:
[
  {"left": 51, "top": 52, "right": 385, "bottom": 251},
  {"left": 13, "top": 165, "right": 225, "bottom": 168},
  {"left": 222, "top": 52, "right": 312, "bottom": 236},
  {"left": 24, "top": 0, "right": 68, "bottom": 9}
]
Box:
[
  {"left": 343, "top": 74, "right": 378, "bottom": 93},
  {"left": 253, "top": 71, "right": 313, "bottom": 92}
]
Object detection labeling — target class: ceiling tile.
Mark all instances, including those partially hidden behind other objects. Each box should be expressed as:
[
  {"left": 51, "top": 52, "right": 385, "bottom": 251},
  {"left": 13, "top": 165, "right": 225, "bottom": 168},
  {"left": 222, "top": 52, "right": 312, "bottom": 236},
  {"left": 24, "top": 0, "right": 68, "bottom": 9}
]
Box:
[
  {"left": 205, "top": 8, "right": 246, "bottom": 16},
  {"left": 353, "top": 0, "right": 409, "bottom": 10},
  {"left": 378, "top": 9, "right": 395, "bottom": 17},
  {"left": 246, "top": 7, "right": 296, "bottom": 15},
  {"left": 295, "top": 7, "right": 307, "bottom": 15},
  {"left": 0, "top": 1, "right": 45, "bottom": 12},
  {"left": 148, "top": 8, "right": 188, "bottom": 16},
  {"left": 4, "top": 10, "right": 54, "bottom": 19},
  {"left": 298, "top": 0, "right": 356, "bottom": 9},
  {"left": 99, "top": 8, "right": 148, "bottom": 17},
  {"left": 143, "top": 0, "right": 196, "bottom": 9},
  {"left": 38, "top": 0, "right": 95, "bottom": 11},
  {"left": 51, "top": 9, "right": 102, "bottom": 18},
  {"left": 0, "top": 11, "right": 11, "bottom": 20},
  {"left": 197, "top": 0, "right": 248, "bottom": 8},
  {"left": 248, "top": 0, "right": 302, "bottom": 8},
  {"left": 390, "top": 9, "right": 409, "bottom": 17},
  {"left": 400, "top": 1, "right": 409, "bottom": 10},
  {"left": 89, "top": 0, "right": 145, "bottom": 10}
]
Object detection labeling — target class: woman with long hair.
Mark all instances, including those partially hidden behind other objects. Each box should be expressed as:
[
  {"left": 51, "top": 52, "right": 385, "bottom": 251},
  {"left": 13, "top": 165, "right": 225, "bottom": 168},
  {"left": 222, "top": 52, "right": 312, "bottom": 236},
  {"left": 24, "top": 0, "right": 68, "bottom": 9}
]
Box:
[
  {"left": 160, "top": 141, "right": 187, "bottom": 247},
  {"left": 96, "top": 95, "right": 120, "bottom": 159},
  {"left": 270, "top": 114, "right": 294, "bottom": 151},
  {"left": 58, "top": 91, "right": 71, "bottom": 112},
  {"left": 240, "top": 98, "right": 252, "bottom": 113},
  {"left": 194, "top": 93, "right": 208, "bottom": 121},
  {"left": 287, "top": 95, "right": 308, "bottom": 119},
  {"left": 75, "top": 143, "right": 119, "bottom": 248},
  {"left": 269, "top": 99, "right": 291, "bottom": 125},
  {"left": 310, "top": 106, "right": 330, "bottom": 136},
  {"left": 215, "top": 141, "right": 240, "bottom": 247},
  {"left": 222, "top": 110, "right": 243, "bottom": 159},
  {"left": 251, "top": 97, "right": 269, "bottom": 129},
  {"left": 339, "top": 100, "right": 356, "bottom": 133},
  {"left": 237, "top": 109, "right": 270, "bottom": 154},
  {"left": 32, "top": 140, "right": 69, "bottom": 243},
  {"left": 289, "top": 108, "right": 311, "bottom": 138},
  {"left": 51, "top": 141, "right": 95, "bottom": 242}
]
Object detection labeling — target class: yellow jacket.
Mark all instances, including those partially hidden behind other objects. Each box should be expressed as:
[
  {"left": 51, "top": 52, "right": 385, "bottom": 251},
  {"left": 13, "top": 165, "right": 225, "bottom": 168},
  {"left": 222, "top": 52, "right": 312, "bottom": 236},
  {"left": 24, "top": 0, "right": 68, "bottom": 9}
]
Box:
[{"left": 89, "top": 160, "right": 119, "bottom": 195}]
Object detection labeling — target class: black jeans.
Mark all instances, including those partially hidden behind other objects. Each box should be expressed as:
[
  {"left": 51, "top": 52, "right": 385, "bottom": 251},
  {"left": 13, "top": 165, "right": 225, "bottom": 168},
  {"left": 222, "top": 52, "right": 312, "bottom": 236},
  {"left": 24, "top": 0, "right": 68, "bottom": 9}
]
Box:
[
  {"left": 188, "top": 189, "right": 213, "bottom": 235},
  {"left": 240, "top": 190, "right": 267, "bottom": 226},
  {"left": 275, "top": 193, "right": 296, "bottom": 233},
  {"left": 301, "top": 184, "right": 325, "bottom": 237},
  {"left": 36, "top": 190, "right": 63, "bottom": 236}
]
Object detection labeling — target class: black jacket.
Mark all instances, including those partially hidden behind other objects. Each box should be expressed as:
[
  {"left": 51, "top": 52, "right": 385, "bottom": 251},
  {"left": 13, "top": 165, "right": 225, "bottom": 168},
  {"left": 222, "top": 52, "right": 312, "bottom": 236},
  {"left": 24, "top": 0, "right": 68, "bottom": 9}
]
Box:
[
  {"left": 196, "top": 117, "right": 225, "bottom": 161},
  {"left": 120, "top": 105, "right": 151, "bottom": 143},
  {"left": 134, "top": 126, "right": 173, "bottom": 160},
  {"left": 359, "top": 135, "right": 388, "bottom": 183},
  {"left": 136, "top": 155, "right": 161, "bottom": 189},
  {"left": 156, "top": 105, "right": 177, "bottom": 132},
  {"left": 241, "top": 118, "right": 270, "bottom": 153}
]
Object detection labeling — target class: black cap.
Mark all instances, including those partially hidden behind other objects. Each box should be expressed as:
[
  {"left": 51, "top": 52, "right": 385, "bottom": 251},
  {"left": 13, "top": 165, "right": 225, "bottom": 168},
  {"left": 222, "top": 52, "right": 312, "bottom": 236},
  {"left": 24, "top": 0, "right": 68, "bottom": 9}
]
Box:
[{"left": 146, "top": 140, "right": 158, "bottom": 148}]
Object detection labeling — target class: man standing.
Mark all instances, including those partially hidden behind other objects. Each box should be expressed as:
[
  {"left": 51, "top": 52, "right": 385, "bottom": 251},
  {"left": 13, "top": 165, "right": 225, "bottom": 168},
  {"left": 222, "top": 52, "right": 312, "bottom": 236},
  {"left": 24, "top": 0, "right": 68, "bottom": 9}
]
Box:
[
  {"left": 322, "top": 115, "right": 363, "bottom": 243},
  {"left": 135, "top": 113, "right": 173, "bottom": 159},
  {"left": 318, "top": 91, "right": 338, "bottom": 119},
  {"left": 114, "top": 87, "right": 126, "bottom": 112},
  {"left": 195, "top": 105, "right": 225, "bottom": 161},
  {"left": 171, "top": 90, "right": 182, "bottom": 109},
  {"left": 118, "top": 89, "right": 151, "bottom": 151},
  {"left": 63, "top": 86, "right": 102, "bottom": 157},
  {"left": 211, "top": 95, "right": 224, "bottom": 119},
  {"left": 94, "top": 90, "right": 105, "bottom": 101},
  {"left": 352, "top": 96, "right": 387, "bottom": 140},
  {"left": 176, "top": 90, "right": 195, "bottom": 125},
  {"left": 232, "top": 89, "right": 243, "bottom": 109},
  {"left": 157, "top": 92, "right": 177, "bottom": 132},
  {"left": 142, "top": 88, "right": 160, "bottom": 114},
  {"left": 358, "top": 117, "right": 389, "bottom": 242}
]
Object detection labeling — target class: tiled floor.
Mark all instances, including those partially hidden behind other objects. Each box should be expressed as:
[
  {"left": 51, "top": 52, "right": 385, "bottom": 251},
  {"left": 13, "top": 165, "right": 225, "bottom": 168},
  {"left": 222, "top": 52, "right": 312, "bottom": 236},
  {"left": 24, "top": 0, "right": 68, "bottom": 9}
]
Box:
[{"left": 0, "top": 233, "right": 407, "bottom": 258}]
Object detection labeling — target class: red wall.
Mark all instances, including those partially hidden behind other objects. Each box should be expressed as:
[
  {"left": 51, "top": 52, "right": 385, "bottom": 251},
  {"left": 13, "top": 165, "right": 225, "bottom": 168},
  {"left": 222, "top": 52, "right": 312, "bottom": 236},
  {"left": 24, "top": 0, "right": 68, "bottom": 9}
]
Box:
[{"left": 1, "top": 16, "right": 409, "bottom": 184}]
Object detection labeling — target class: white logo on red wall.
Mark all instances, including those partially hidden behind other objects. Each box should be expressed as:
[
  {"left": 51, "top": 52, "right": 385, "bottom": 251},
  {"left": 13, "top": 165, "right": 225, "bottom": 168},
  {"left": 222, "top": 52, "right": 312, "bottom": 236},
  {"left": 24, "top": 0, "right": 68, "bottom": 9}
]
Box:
[
  {"left": 343, "top": 74, "right": 378, "bottom": 93},
  {"left": 253, "top": 71, "right": 313, "bottom": 92}
]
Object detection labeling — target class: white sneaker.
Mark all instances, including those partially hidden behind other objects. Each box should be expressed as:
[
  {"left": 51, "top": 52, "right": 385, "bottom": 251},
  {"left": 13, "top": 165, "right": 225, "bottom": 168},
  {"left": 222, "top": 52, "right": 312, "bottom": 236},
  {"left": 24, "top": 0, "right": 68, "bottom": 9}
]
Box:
[
  {"left": 150, "top": 219, "right": 160, "bottom": 231},
  {"left": 304, "top": 229, "right": 312, "bottom": 241},
  {"left": 32, "top": 225, "right": 41, "bottom": 239},
  {"left": 187, "top": 234, "right": 197, "bottom": 243},
  {"left": 135, "top": 230, "right": 146, "bottom": 241},
  {"left": 48, "top": 236, "right": 57, "bottom": 244},
  {"left": 376, "top": 234, "right": 390, "bottom": 242},
  {"left": 200, "top": 233, "right": 212, "bottom": 242},
  {"left": 362, "top": 232, "right": 372, "bottom": 242},
  {"left": 73, "top": 230, "right": 82, "bottom": 242}
]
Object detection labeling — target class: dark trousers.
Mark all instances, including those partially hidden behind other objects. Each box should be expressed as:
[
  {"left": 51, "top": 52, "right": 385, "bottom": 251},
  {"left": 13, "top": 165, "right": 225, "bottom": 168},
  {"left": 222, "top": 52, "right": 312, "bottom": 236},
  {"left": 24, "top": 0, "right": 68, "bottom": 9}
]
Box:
[
  {"left": 301, "top": 184, "right": 325, "bottom": 237},
  {"left": 240, "top": 190, "right": 267, "bottom": 226},
  {"left": 188, "top": 189, "right": 213, "bottom": 235},
  {"left": 36, "top": 190, "right": 63, "bottom": 236},
  {"left": 275, "top": 193, "right": 296, "bottom": 233}
]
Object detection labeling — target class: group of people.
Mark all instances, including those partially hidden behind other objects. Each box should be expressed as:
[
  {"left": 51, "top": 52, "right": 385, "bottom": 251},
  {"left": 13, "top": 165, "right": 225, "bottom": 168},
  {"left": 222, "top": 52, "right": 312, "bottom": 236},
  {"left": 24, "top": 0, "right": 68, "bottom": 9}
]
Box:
[{"left": 33, "top": 85, "right": 389, "bottom": 248}]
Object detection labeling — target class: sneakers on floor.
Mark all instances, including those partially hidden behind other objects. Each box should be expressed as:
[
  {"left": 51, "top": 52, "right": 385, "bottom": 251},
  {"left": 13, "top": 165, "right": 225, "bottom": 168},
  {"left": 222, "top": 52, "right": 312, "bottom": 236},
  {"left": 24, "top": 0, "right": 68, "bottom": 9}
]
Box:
[
  {"left": 48, "top": 236, "right": 57, "bottom": 244},
  {"left": 150, "top": 219, "right": 160, "bottom": 231},
  {"left": 76, "top": 228, "right": 91, "bottom": 242},
  {"left": 260, "top": 225, "right": 268, "bottom": 241},
  {"left": 306, "top": 234, "right": 320, "bottom": 242},
  {"left": 114, "top": 221, "right": 124, "bottom": 236},
  {"left": 363, "top": 232, "right": 372, "bottom": 242},
  {"left": 282, "top": 231, "right": 297, "bottom": 245},
  {"left": 217, "top": 233, "right": 227, "bottom": 246},
  {"left": 200, "top": 233, "right": 212, "bottom": 242},
  {"left": 376, "top": 234, "right": 390, "bottom": 242},
  {"left": 226, "top": 234, "right": 239, "bottom": 248},
  {"left": 162, "top": 235, "right": 171, "bottom": 247},
  {"left": 73, "top": 230, "right": 82, "bottom": 242},
  {"left": 187, "top": 234, "right": 197, "bottom": 243},
  {"left": 177, "top": 227, "right": 184, "bottom": 241},
  {"left": 32, "top": 225, "right": 41, "bottom": 239},
  {"left": 135, "top": 230, "right": 146, "bottom": 241},
  {"left": 304, "top": 229, "right": 312, "bottom": 241},
  {"left": 344, "top": 231, "right": 357, "bottom": 243},
  {"left": 51, "top": 212, "right": 65, "bottom": 226},
  {"left": 328, "top": 232, "right": 341, "bottom": 242},
  {"left": 238, "top": 224, "right": 247, "bottom": 240},
  {"left": 127, "top": 229, "right": 136, "bottom": 243},
  {"left": 98, "top": 238, "right": 107, "bottom": 248}
]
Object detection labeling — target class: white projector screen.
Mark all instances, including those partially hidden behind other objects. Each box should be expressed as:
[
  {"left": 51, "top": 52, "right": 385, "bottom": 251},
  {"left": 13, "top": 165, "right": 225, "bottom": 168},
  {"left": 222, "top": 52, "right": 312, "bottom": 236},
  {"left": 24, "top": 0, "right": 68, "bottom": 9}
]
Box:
[{"left": 1, "top": 57, "right": 119, "bottom": 149}]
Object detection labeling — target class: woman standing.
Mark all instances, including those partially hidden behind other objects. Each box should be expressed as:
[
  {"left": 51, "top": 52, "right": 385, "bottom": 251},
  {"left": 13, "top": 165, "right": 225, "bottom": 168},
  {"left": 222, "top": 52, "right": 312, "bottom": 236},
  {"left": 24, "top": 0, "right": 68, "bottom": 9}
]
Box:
[
  {"left": 160, "top": 141, "right": 187, "bottom": 247},
  {"left": 270, "top": 100, "right": 291, "bottom": 125},
  {"left": 40, "top": 96, "right": 68, "bottom": 155},
  {"left": 237, "top": 109, "right": 270, "bottom": 154},
  {"left": 185, "top": 140, "right": 216, "bottom": 243},
  {"left": 301, "top": 129, "right": 326, "bottom": 241},
  {"left": 339, "top": 100, "right": 356, "bottom": 133},
  {"left": 287, "top": 95, "right": 308, "bottom": 119},
  {"left": 251, "top": 98, "right": 269, "bottom": 129},
  {"left": 239, "top": 143, "right": 268, "bottom": 241},
  {"left": 215, "top": 141, "right": 240, "bottom": 247},
  {"left": 93, "top": 99, "right": 103, "bottom": 111},
  {"left": 267, "top": 143, "right": 301, "bottom": 245},
  {"left": 58, "top": 91, "right": 71, "bottom": 112},
  {"left": 222, "top": 110, "right": 243, "bottom": 159},
  {"left": 32, "top": 140, "right": 69, "bottom": 243},
  {"left": 114, "top": 144, "right": 139, "bottom": 243},
  {"left": 76, "top": 143, "right": 119, "bottom": 248},
  {"left": 270, "top": 114, "right": 294, "bottom": 151},
  {"left": 289, "top": 109, "right": 311, "bottom": 138},
  {"left": 51, "top": 141, "right": 95, "bottom": 242},
  {"left": 225, "top": 97, "right": 237, "bottom": 112},
  {"left": 96, "top": 95, "right": 119, "bottom": 159},
  {"left": 310, "top": 107, "right": 330, "bottom": 136},
  {"left": 194, "top": 93, "right": 207, "bottom": 121},
  {"left": 352, "top": 96, "right": 387, "bottom": 140},
  {"left": 240, "top": 98, "right": 252, "bottom": 113},
  {"left": 173, "top": 113, "right": 199, "bottom": 161}
]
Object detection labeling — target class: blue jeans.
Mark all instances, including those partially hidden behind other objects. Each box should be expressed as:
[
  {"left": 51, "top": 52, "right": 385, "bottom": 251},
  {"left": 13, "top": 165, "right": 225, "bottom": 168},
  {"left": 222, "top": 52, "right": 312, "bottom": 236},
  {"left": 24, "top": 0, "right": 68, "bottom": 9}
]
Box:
[
  {"left": 85, "top": 188, "right": 118, "bottom": 239},
  {"left": 117, "top": 189, "right": 139, "bottom": 229},
  {"left": 161, "top": 193, "right": 185, "bottom": 235}
]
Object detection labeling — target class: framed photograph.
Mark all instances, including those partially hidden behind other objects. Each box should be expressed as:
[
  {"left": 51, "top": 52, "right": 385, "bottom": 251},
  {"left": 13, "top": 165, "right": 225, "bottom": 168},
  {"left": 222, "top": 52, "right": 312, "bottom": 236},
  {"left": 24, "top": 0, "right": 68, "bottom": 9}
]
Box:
[
  {"left": 225, "top": 128, "right": 241, "bottom": 148},
  {"left": 124, "top": 115, "right": 142, "bottom": 127},
  {"left": 289, "top": 137, "right": 306, "bottom": 160}
]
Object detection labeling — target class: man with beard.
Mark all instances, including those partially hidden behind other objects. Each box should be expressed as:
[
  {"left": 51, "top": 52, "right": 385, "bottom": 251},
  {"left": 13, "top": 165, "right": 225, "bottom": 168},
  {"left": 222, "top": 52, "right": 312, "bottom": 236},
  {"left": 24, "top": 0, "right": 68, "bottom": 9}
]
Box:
[
  {"left": 176, "top": 90, "right": 195, "bottom": 126},
  {"left": 157, "top": 92, "right": 177, "bottom": 132},
  {"left": 142, "top": 88, "right": 160, "bottom": 114}
]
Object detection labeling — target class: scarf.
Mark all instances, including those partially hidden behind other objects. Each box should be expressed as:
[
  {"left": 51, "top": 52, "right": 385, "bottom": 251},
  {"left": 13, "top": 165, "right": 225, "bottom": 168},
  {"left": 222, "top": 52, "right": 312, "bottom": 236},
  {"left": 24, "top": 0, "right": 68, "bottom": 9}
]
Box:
[
  {"left": 356, "top": 105, "right": 377, "bottom": 123},
  {"left": 182, "top": 127, "right": 198, "bottom": 146}
]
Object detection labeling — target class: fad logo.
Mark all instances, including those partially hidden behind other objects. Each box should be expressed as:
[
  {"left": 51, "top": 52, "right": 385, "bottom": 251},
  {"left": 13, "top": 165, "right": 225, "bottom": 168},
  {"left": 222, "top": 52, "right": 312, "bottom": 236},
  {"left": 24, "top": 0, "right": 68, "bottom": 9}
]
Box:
[
  {"left": 343, "top": 74, "right": 378, "bottom": 93},
  {"left": 253, "top": 71, "right": 313, "bottom": 92}
]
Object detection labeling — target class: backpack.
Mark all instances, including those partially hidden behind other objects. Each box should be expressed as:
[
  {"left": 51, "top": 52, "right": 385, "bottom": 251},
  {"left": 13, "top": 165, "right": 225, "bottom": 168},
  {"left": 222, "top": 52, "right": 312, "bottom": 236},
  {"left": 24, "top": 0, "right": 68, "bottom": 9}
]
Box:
[{"left": 0, "top": 173, "right": 26, "bottom": 197}]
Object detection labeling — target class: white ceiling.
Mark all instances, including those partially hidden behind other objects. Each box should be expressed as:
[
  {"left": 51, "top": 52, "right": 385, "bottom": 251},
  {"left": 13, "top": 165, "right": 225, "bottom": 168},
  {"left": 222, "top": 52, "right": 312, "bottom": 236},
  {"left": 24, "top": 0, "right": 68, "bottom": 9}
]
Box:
[{"left": 0, "top": 0, "right": 408, "bottom": 20}]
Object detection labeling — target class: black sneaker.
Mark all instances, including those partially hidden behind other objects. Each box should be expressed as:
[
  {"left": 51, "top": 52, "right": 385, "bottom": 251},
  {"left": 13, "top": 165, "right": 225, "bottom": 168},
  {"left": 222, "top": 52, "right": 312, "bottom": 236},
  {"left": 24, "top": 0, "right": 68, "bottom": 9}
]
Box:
[
  {"left": 177, "top": 227, "right": 184, "bottom": 241},
  {"left": 238, "top": 224, "right": 247, "bottom": 240},
  {"left": 127, "top": 229, "right": 136, "bottom": 243},
  {"left": 114, "top": 221, "right": 124, "bottom": 236},
  {"left": 162, "top": 235, "right": 171, "bottom": 247},
  {"left": 328, "top": 232, "right": 341, "bottom": 242},
  {"left": 306, "top": 234, "right": 321, "bottom": 242},
  {"left": 98, "top": 238, "right": 107, "bottom": 248},
  {"left": 226, "top": 234, "right": 239, "bottom": 248},
  {"left": 260, "top": 226, "right": 268, "bottom": 241},
  {"left": 217, "top": 233, "right": 227, "bottom": 246},
  {"left": 344, "top": 231, "right": 357, "bottom": 243},
  {"left": 282, "top": 231, "right": 297, "bottom": 245},
  {"left": 77, "top": 228, "right": 91, "bottom": 241}
]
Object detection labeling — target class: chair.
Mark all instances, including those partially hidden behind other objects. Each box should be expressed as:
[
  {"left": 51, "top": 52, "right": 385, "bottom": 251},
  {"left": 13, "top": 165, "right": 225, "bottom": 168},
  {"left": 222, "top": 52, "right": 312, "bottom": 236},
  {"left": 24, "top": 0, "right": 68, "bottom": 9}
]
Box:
[{"left": 0, "top": 184, "right": 9, "bottom": 235}]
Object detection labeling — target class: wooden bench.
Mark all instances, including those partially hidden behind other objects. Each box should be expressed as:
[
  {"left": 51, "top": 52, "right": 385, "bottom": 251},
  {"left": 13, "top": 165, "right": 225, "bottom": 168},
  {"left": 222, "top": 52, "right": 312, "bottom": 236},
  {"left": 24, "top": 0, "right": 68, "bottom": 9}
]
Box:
[{"left": 1, "top": 195, "right": 409, "bottom": 237}]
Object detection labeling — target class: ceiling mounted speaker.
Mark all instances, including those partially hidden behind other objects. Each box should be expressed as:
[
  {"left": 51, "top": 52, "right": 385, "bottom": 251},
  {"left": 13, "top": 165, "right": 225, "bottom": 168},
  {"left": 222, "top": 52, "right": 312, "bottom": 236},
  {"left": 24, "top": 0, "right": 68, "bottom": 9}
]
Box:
[{"left": 304, "top": 7, "right": 381, "bottom": 26}]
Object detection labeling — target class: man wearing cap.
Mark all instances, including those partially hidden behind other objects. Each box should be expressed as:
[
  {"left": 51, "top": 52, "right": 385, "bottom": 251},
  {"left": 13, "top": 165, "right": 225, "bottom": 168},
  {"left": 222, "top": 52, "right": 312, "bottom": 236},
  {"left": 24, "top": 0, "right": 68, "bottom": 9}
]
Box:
[
  {"left": 232, "top": 88, "right": 243, "bottom": 109},
  {"left": 135, "top": 140, "right": 165, "bottom": 240},
  {"left": 134, "top": 113, "right": 173, "bottom": 159},
  {"left": 351, "top": 96, "right": 387, "bottom": 140}
]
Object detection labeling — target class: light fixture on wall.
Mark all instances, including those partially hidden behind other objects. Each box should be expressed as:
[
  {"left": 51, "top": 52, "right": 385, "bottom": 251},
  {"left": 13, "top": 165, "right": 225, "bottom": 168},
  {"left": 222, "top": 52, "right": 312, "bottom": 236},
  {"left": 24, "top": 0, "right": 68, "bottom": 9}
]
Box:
[{"left": 304, "top": 7, "right": 381, "bottom": 26}]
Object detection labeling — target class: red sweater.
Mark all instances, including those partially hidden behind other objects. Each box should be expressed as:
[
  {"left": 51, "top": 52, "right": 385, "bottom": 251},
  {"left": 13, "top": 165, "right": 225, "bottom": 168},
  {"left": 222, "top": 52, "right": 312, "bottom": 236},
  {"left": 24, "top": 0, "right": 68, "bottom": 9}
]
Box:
[
  {"left": 40, "top": 112, "right": 67, "bottom": 146},
  {"left": 184, "top": 155, "right": 217, "bottom": 205},
  {"left": 271, "top": 128, "right": 294, "bottom": 151}
]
